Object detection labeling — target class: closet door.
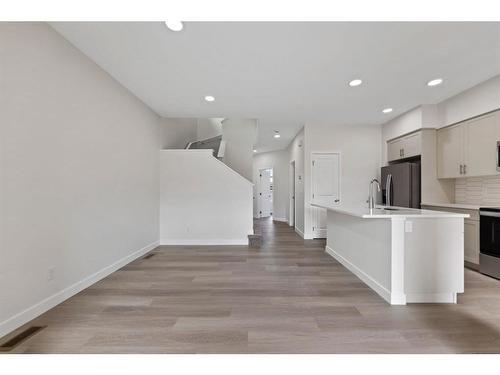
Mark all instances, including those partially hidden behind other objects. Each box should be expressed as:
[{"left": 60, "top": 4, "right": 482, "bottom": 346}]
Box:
[{"left": 311, "top": 152, "right": 340, "bottom": 238}]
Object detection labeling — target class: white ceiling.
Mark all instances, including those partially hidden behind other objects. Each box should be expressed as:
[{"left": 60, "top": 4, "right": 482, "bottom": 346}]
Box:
[{"left": 50, "top": 22, "right": 500, "bottom": 153}]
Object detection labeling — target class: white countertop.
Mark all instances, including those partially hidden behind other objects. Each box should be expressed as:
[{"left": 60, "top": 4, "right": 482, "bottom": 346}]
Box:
[
  {"left": 421, "top": 202, "right": 500, "bottom": 210},
  {"left": 312, "top": 203, "right": 469, "bottom": 219}
]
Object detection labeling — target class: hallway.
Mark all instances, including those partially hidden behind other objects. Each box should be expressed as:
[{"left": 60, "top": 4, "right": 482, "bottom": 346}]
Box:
[{"left": 5, "top": 218, "right": 500, "bottom": 353}]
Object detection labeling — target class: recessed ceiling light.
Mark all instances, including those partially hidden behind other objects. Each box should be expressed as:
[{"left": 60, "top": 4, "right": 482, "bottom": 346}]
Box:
[
  {"left": 427, "top": 78, "right": 443, "bottom": 87},
  {"left": 348, "top": 79, "right": 363, "bottom": 87},
  {"left": 204, "top": 95, "right": 215, "bottom": 102},
  {"left": 382, "top": 108, "right": 393, "bottom": 114},
  {"left": 164, "top": 21, "right": 183, "bottom": 32},
  {"left": 274, "top": 131, "right": 281, "bottom": 139},
  {"left": 253, "top": 149, "right": 257, "bottom": 153}
]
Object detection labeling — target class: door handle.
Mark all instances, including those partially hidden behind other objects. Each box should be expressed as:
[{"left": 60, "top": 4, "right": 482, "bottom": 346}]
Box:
[
  {"left": 334, "top": 199, "right": 340, "bottom": 203},
  {"left": 386, "top": 174, "right": 392, "bottom": 206},
  {"left": 460, "top": 164, "right": 463, "bottom": 174}
]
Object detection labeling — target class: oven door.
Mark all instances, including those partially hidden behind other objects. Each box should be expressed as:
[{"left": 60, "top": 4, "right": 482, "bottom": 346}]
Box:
[{"left": 480, "top": 212, "right": 500, "bottom": 258}]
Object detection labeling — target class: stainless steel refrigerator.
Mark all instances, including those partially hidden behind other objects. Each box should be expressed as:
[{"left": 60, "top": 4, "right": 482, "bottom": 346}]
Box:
[{"left": 381, "top": 162, "right": 421, "bottom": 208}]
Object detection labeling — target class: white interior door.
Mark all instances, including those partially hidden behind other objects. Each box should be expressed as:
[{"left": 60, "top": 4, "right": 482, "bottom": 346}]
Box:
[
  {"left": 311, "top": 153, "right": 340, "bottom": 238},
  {"left": 259, "top": 169, "right": 273, "bottom": 218}
]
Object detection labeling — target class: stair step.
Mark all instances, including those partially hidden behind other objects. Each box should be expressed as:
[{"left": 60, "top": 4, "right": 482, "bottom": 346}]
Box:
[{"left": 248, "top": 234, "right": 262, "bottom": 248}]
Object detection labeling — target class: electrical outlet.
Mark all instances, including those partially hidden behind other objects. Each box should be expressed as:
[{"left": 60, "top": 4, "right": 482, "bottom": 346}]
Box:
[{"left": 47, "top": 267, "right": 55, "bottom": 281}]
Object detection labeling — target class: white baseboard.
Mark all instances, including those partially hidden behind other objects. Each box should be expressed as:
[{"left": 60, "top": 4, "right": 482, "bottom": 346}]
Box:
[
  {"left": 325, "top": 245, "right": 393, "bottom": 304},
  {"left": 160, "top": 238, "right": 248, "bottom": 245},
  {"left": 406, "top": 292, "right": 456, "bottom": 304},
  {"left": 0, "top": 240, "right": 159, "bottom": 339},
  {"left": 294, "top": 227, "right": 304, "bottom": 238},
  {"left": 272, "top": 217, "right": 287, "bottom": 222}
]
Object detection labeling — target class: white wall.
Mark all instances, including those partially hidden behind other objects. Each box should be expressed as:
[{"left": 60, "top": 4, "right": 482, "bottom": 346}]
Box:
[
  {"left": 304, "top": 123, "right": 382, "bottom": 238},
  {"left": 287, "top": 128, "right": 305, "bottom": 236},
  {"left": 436, "top": 74, "right": 500, "bottom": 127},
  {"left": 197, "top": 118, "right": 223, "bottom": 140},
  {"left": 160, "top": 150, "right": 253, "bottom": 244},
  {"left": 222, "top": 119, "right": 257, "bottom": 181},
  {"left": 160, "top": 118, "right": 197, "bottom": 149},
  {"left": 0, "top": 23, "right": 161, "bottom": 337},
  {"left": 252, "top": 150, "right": 289, "bottom": 221}
]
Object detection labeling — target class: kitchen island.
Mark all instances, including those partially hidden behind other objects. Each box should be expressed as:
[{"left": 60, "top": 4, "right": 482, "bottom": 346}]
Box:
[{"left": 312, "top": 204, "right": 469, "bottom": 305}]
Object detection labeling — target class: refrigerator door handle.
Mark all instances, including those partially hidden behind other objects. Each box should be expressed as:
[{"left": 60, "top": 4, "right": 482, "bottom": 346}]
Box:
[{"left": 386, "top": 174, "right": 392, "bottom": 206}]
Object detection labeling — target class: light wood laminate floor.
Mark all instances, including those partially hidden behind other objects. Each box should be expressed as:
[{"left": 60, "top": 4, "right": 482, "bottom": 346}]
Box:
[{"left": 5, "top": 217, "right": 500, "bottom": 353}]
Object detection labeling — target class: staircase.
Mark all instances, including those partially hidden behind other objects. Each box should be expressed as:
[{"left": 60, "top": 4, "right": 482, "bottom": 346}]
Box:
[
  {"left": 248, "top": 225, "right": 262, "bottom": 248},
  {"left": 185, "top": 135, "right": 225, "bottom": 159}
]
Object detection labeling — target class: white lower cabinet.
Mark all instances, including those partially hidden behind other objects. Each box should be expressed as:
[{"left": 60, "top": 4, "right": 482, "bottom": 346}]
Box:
[
  {"left": 422, "top": 205, "right": 480, "bottom": 266},
  {"left": 464, "top": 219, "right": 480, "bottom": 265}
]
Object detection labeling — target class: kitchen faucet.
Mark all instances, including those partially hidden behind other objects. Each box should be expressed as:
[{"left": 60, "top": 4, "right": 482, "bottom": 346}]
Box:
[{"left": 368, "top": 178, "right": 381, "bottom": 211}]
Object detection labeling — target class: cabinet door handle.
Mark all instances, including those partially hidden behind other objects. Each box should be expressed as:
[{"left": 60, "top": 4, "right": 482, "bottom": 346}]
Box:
[
  {"left": 402, "top": 148, "right": 404, "bottom": 157},
  {"left": 463, "top": 164, "right": 466, "bottom": 174}
]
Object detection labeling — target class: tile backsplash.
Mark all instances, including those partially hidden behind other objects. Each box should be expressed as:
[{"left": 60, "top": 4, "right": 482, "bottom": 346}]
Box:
[{"left": 455, "top": 175, "right": 500, "bottom": 206}]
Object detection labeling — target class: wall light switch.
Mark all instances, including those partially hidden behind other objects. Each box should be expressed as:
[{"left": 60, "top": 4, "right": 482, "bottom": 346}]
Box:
[{"left": 405, "top": 221, "right": 413, "bottom": 233}]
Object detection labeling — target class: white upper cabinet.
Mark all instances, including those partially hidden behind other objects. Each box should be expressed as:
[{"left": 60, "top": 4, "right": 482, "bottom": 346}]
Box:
[
  {"left": 464, "top": 113, "right": 499, "bottom": 177},
  {"left": 387, "top": 138, "right": 404, "bottom": 162},
  {"left": 437, "top": 124, "right": 465, "bottom": 178},
  {"left": 387, "top": 131, "right": 422, "bottom": 162},
  {"left": 401, "top": 132, "right": 421, "bottom": 159},
  {"left": 437, "top": 111, "right": 500, "bottom": 179}
]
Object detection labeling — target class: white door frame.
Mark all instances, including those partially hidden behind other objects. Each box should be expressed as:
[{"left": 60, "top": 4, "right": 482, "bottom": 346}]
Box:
[
  {"left": 289, "top": 160, "right": 296, "bottom": 227},
  {"left": 311, "top": 151, "right": 342, "bottom": 238}
]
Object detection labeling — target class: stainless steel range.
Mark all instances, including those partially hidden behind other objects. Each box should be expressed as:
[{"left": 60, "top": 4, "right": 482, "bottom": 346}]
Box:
[{"left": 480, "top": 208, "right": 500, "bottom": 279}]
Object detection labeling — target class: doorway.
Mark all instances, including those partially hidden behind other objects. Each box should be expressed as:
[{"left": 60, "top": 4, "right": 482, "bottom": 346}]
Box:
[{"left": 258, "top": 168, "right": 273, "bottom": 218}]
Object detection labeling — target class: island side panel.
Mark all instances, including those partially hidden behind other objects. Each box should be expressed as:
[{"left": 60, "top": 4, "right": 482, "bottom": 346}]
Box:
[
  {"left": 325, "top": 210, "right": 393, "bottom": 303},
  {"left": 390, "top": 218, "right": 407, "bottom": 305},
  {"left": 403, "top": 217, "right": 464, "bottom": 303}
]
